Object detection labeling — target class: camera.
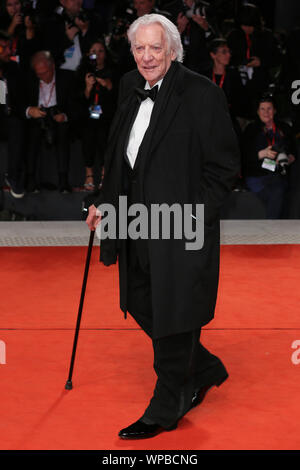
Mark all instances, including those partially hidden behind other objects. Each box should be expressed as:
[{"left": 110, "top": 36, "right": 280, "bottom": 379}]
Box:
[
  {"left": 39, "top": 105, "right": 61, "bottom": 146},
  {"left": 86, "top": 54, "right": 110, "bottom": 80},
  {"left": 272, "top": 144, "right": 289, "bottom": 175},
  {"left": 110, "top": 9, "right": 133, "bottom": 38},
  {"left": 181, "top": 0, "right": 206, "bottom": 19},
  {"left": 21, "top": 0, "right": 38, "bottom": 25},
  {"left": 77, "top": 9, "right": 89, "bottom": 23},
  {"left": 63, "top": 8, "right": 90, "bottom": 28}
]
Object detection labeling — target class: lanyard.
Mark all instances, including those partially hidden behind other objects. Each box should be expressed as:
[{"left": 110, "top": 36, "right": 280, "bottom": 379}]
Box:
[
  {"left": 264, "top": 123, "right": 276, "bottom": 146},
  {"left": 11, "top": 36, "right": 18, "bottom": 55},
  {"left": 94, "top": 83, "right": 100, "bottom": 105},
  {"left": 40, "top": 80, "right": 56, "bottom": 108},
  {"left": 245, "top": 33, "right": 252, "bottom": 59},
  {"left": 212, "top": 70, "right": 225, "bottom": 88}
]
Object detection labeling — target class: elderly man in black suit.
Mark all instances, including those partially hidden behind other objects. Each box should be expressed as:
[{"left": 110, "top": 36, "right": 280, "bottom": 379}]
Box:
[
  {"left": 24, "top": 51, "right": 75, "bottom": 192},
  {"left": 87, "top": 13, "right": 240, "bottom": 439}
]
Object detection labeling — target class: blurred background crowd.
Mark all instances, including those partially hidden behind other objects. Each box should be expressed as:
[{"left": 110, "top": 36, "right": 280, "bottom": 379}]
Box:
[{"left": 1, "top": 0, "right": 300, "bottom": 220}]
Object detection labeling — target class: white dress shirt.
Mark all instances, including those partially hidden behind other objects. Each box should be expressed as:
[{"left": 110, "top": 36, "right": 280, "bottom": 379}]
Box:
[
  {"left": 38, "top": 74, "right": 57, "bottom": 108},
  {"left": 26, "top": 73, "right": 57, "bottom": 118},
  {"left": 126, "top": 78, "right": 163, "bottom": 169},
  {"left": 60, "top": 34, "right": 82, "bottom": 71}
]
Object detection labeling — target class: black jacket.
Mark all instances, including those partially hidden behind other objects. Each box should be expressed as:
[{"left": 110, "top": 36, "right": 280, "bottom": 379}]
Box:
[
  {"left": 23, "top": 68, "right": 78, "bottom": 121},
  {"left": 0, "top": 60, "right": 25, "bottom": 118},
  {"left": 242, "top": 119, "right": 296, "bottom": 177},
  {"left": 97, "top": 61, "right": 240, "bottom": 338}
]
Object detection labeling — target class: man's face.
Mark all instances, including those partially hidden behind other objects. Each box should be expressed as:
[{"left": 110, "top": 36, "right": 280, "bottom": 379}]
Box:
[
  {"left": 0, "top": 40, "right": 11, "bottom": 62},
  {"left": 60, "top": 0, "right": 82, "bottom": 16},
  {"left": 133, "top": 0, "right": 154, "bottom": 17},
  {"left": 33, "top": 60, "right": 55, "bottom": 83},
  {"left": 132, "top": 23, "right": 176, "bottom": 87}
]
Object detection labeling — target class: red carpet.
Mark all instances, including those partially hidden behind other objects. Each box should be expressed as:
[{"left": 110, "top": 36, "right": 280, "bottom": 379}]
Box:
[{"left": 0, "top": 245, "right": 300, "bottom": 449}]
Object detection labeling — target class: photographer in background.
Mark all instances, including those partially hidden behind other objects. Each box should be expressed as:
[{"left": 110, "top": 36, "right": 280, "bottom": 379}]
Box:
[
  {"left": 176, "top": 0, "right": 216, "bottom": 73},
  {"left": 204, "top": 38, "right": 244, "bottom": 141},
  {"left": 241, "top": 95, "right": 296, "bottom": 218},
  {"left": 42, "top": 0, "right": 104, "bottom": 71},
  {"left": 75, "top": 38, "right": 116, "bottom": 191},
  {"left": 0, "top": 30, "right": 25, "bottom": 198},
  {"left": 227, "top": 3, "right": 281, "bottom": 119},
  {"left": 107, "top": 1, "right": 171, "bottom": 79},
  {"left": 206, "top": 38, "right": 244, "bottom": 116},
  {"left": 0, "top": 0, "right": 40, "bottom": 70},
  {"left": 24, "top": 51, "right": 76, "bottom": 193}
]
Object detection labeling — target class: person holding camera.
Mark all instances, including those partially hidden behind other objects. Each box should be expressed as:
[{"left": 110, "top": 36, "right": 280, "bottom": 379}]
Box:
[
  {"left": 0, "top": 30, "right": 25, "bottom": 198},
  {"left": 75, "top": 38, "right": 116, "bottom": 191},
  {"left": 241, "top": 95, "right": 296, "bottom": 218},
  {"left": 42, "top": 0, "right": 104, "bottom": 71},
  {"left": 227, "top": 3, "right": 281, "bottom": 119},
  {"left": 0, "top": 0, "right": 40, "bottom": 70},
  {"left": 24, "top": 51, "right": 76, "bottom": 193},
  {"left": 176, "top": 0, "right": 216, "bottom": 74},
  {"left": 205, "top": 38, "right": 244, "bottom": 124}
]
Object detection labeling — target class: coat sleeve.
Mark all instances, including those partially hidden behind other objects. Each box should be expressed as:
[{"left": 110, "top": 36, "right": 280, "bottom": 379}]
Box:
[{"left": 197, "top": 84, "right": 241, "bottom": 226}]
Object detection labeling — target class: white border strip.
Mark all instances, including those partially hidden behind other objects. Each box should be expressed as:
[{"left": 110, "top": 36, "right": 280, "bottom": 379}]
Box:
[{"left": 0, "top": 220, "right": 300, "bottom": 246}]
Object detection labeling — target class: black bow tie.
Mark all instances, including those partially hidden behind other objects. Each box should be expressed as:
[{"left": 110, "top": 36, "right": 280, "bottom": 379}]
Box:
[{"left": 135, "top": 85, "right": 159, "bottom": 102}]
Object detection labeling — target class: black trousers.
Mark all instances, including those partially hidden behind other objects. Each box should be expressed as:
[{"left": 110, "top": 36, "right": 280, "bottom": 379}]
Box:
[
  {"left": 0, "top": 115, "right": 24, "bottom": 186},
  {"left": 81, "top": 118, "right": 109, "bottom": 169},
  {"left": 126, "top": 241, "right": 227, "bottom": 428},
  {"left": 26, "top": 120, "right": 70, "bottom": 178}
]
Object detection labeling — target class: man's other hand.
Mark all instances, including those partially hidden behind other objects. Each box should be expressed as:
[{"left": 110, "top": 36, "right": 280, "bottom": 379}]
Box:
[
  {"left": 65, "top": 24, "right": 79, "bottom": 41},
  {"left": 192, "top": 14, "right": 209, "bottom": 31},
  {"left": 27, "top": 106, "right": 47, "bottom": 119},
  {"left": 53, "top": 113, "right": 67, "bottom": 123},
  {"left": 86, "top": 204, "right": 101, "bottom": 231}
]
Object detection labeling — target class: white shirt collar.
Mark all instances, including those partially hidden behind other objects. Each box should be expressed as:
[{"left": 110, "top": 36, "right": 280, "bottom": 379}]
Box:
[{"left": 145, "top": 78, "right": 163, "bottom": 91}]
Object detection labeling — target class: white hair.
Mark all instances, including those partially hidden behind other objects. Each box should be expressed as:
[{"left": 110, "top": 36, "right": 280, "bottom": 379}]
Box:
[{"left": 127, "top": 14, "right": 184, "bottom": 63}]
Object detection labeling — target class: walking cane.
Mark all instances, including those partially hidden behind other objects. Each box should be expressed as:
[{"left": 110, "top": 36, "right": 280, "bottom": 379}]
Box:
[{"left": 65, "top": 229, "right": 95, "bottom": 390}]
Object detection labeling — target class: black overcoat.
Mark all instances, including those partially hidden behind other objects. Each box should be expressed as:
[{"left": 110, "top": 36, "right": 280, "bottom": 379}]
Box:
[{"left": 98, "top": 61, "right": 240, "bottom": 339}]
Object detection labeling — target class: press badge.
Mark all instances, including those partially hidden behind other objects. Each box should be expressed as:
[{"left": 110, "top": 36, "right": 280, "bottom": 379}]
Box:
[
  {"left": 89, "top": 104, "right": 102, "bottom": 119},
  {"left": 262, "top": 158, "right": 276, "bottom": 172}
]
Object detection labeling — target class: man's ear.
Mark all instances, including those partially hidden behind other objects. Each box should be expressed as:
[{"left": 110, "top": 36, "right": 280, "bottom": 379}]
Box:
[{"left": 170, "top": 49, "right": 177, "bottom": 61}]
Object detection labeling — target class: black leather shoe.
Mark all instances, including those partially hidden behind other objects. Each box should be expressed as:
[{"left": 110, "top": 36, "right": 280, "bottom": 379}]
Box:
[
  {"left": 190, "top": 372, "right": 228, "bottom": 410},
  {"left": 118, "top": 419, "right": 177, "bottom": 440}
]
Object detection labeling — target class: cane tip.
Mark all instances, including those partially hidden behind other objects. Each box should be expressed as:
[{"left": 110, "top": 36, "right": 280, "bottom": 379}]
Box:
[{"left": 65, "top": 380, "right": 73, "bottom": 390}]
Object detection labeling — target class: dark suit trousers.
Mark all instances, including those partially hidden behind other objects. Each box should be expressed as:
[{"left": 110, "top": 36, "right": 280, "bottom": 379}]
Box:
[
  {"left": 26, "top": 120, "right": 70, "bottom": 178},
  {"left": 126, "top": 240, "right": 227, "bottom": 428},
  {"left": 81, "top": 118, "right": 109, "bottom": 169},
  {"left": 0, "top": 115, "right": 24, "bottom": 185}
]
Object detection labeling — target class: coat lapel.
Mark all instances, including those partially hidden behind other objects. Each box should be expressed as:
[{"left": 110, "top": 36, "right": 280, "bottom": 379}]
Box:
[
  {"left": 138, "top": 61, "right": 185, "bottom": 195},
  {"left": 146, "top": 61, "right": 184, "bottom": 153},
  {"left": 104, "top": 89, "right": 140, "bottom": 174}
]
